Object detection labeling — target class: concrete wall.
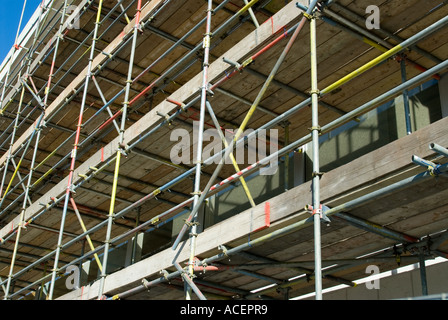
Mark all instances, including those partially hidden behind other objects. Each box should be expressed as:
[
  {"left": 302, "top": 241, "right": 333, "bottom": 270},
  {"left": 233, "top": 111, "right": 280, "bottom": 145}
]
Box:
[
  {"left": 202, "top": 151, "right": 302, "bottom": 229},
  {"left": 314, "top": 81, "right": 442, "bottom": 175},
  {"left": 203, "top": 164, "right": 285, "bottom": 228}
]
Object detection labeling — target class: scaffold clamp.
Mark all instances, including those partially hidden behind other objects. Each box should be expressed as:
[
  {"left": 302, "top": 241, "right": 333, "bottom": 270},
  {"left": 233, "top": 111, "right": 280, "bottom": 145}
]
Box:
[
  {"left": 305, "top": 204, "right": 331, "bottom": 225},
  {"left": 222, "top": 57, "right": 241, "bottom": 72},
  {"left": 428, "top": 164, "right": 442, "bottom": 177},
  {"left": 308, "top": 126, "right": 322, "bottom": 134},
  {"left": 218, "top": 244, "right": 229, "bottom": 258},
  {"left": 305, "top": 204, "right": 321, "bottom": 216},
  {"left": 142, "top": 278, "right": 151, "bottom": 291},
  {"left": 412, "top": 155, "right": 443, "bottom": 177},
  {"left": 312, "top": 171, "right": 324, "bottom": 178},
  {"left": 159, "top": 269, "right": 170, "bottom": 282},
  {"left": 156, "top": 111, "right": 172, "bottom": 126},
  {"left": 184, "top": 219, "right": 199, "bottom": 228}
]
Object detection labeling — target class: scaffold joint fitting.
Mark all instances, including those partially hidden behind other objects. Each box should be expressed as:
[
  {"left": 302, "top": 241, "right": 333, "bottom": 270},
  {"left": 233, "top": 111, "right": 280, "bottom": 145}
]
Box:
[{"left": 308, "top": 125, "right": 322, "bottom": 134}]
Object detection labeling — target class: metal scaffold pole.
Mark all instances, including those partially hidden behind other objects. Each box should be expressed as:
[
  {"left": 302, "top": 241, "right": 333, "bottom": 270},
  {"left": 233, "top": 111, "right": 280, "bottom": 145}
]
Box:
[
  {"left": 98, "top": 0, "right": 143, "bottom": 300},
  {"left": 0, "top": 87, "right": 27, "bottom": 206},
  {"left": 309, "top": 9, "right": 323, "bottom": 300},
  {"left": 400, "top": 55, "right": 412, "bottom": 135},
  {"left": 4, "top": 118, "right": 43, "bottom": 300},
  {"left": 43, "top": 0, "right": 69, "bottom": 107},
  {"left": 182, "top": 0, "right": 214, "bottom": 301},
  {"left": 48, "top": 0, "right": 105, "bottom": 300}
]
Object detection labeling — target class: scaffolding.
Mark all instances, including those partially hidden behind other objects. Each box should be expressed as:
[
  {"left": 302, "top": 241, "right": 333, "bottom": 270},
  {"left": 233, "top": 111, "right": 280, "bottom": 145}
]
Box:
[{"left": 0, "top": 0, "right": 447, "bottom": 300}]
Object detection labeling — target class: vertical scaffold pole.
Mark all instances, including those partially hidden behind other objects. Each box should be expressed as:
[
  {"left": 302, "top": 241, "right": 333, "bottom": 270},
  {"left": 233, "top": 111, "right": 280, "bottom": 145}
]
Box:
[
  {"left": 0, "top": 0, "right": 47, "bottom": 202},
  {"left": 97, "top": 0, "right": 142, "bottom": 300},
  {"left": 4, "top": 117, "right": 42, "bottom": 300},
  {"left": 235, "top": 0, "right": 319, "bottom": 138},
  {"left": 0, "top": 87, "right": 26, "bottom": 204},
  {"left": 400, "top": 56, "right": 412, "bottom": 135},
  {"left": 309, "top": 10, "right": 323, "bottom": 300},
  {"left": 44, "top": 0, "right": 69, "bottom": 106},
  {"left": 172, "top": 0, "right": 320, "bottom": 251},
  {"left": 48, "top": 0, "right": 104, "bottom": 300},
  {"left": 184, "top": 0, "right": 213, "bottom": 301}
]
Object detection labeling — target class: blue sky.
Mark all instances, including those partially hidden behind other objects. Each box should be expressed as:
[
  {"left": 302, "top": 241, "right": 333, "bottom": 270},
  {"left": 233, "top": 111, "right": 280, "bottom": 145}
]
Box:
[{"left": 0, "top": 0, "right": 43, "bottom": 64}]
